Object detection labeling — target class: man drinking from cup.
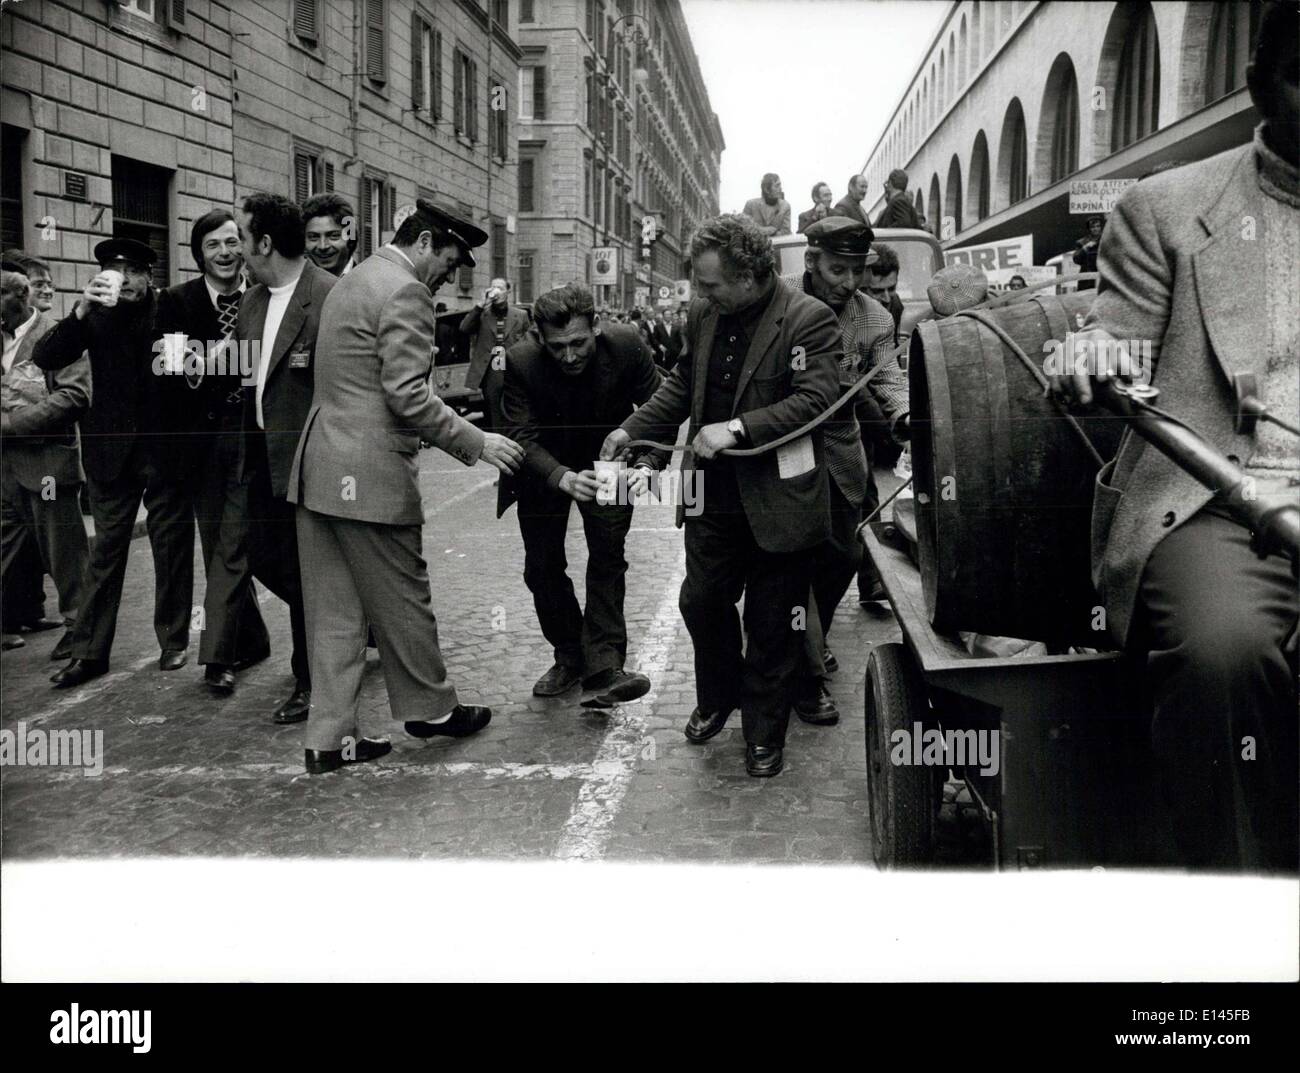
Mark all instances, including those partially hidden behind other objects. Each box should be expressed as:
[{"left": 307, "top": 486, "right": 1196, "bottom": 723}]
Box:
[
  {"left": 499, "top": 283, "right": 666, "bottom": 704},
  {"left": 35, "top": 238, "right": 198, "bottom": 687}
]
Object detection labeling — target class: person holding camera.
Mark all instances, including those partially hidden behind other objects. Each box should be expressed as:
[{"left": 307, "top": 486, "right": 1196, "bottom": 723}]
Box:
[{"left": 460, "top": 277, "right": 529, "bottom": 429}]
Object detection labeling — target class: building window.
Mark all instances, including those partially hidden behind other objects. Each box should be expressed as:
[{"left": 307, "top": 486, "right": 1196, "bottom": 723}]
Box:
[
  {"left": 1, "top": 125, "right": 24, "bottom": 254},
  {"left": 491, "top": 1, "right": 508, "bottom": 26},
  {"left": 1004, "top": 100, "right": 1028, "bottom": 205},
  {"left": 453, "top": 48, "right": 479, "bottom": 141},
  {"left": 1048, "top": 59, "right": 1079, "bottom": 183},
  {"left": 1111, "top": 2, "right": 1160, "bottom": 152},
  {"left": 293, "top": 0, "right": 320, "bottom": 44},
  {"left": 112, "top": 155, "right": 171, "bottom": 289},
  {"left": 1206, "top": 0, "right": 1261, "bottom": 105},
  {"left": 970, "top": 130, "right": 990, "bottom": 221},
  {"left": 293, "top": 148, "right": 323, "bottom": 202},
  {"left": 487, "top": 72, "right": 508, "bottom": 161},
  {"left": 361, "top": 174, "right": 394, "bottom": 258},
  {"left": 583, "top": 152, "right": 592, "bottom": 218},
  {"left": 412, "top": 13, "right": 443, "bottom": 118},
  {"left": 519, "top": 157, "right": 536, "bottom": 212},
  {"left": 491, "top": 219, "right": 507, "bottom": 282},
  {"left": 518, "top": 65, "right": 546, "bottom": 120},
  {"left": 517, "top": 251, "right": 536, "bottom": 303},
  {"left": 520, "top": 0, "right": 534, "bottom": 23},
  {"left": 364, "top": 0, "right": 387, "bottom": 83}
]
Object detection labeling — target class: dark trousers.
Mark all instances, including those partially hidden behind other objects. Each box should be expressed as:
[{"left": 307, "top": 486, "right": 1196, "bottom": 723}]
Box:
[
  {"left": 1, "top": 531, "right": 47, "bottom": 628},
  {"left": 856, "top": 433, "right": 883, "bottom": 597},
  {"left": 297, "top": 507, "right": 459, "bottom": 751},
  {"left": 1, "top": 474, "right": 88, "bottom": 629},
  {"left": 517, "top": 490, "right": 633, "bottom": 675},
  {"left": 71, "top": 447, "right": 194, "bottom": 661},
  {"left": 480, "top": 367, "right": 504, "bottom": 432},
  {"left": 679, "top": 473, "right": 815, "bottom": 748},
  {"left": 804, "top": 479, "right": 863, "bottom": 677},
  {"left": 232, "top": 434, "right": 309, "bottom": 686},
  {"left": 1133, "top": 507, "right": 1298, "bottom": 871},
  {"left": 194, "top": 427, "right": 270, "bottom": 668}
]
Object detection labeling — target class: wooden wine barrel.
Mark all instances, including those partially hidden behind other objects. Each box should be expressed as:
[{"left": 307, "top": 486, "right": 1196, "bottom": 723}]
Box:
[{"left": 908, "top": 293, "right": 1123, "bottom": 644}]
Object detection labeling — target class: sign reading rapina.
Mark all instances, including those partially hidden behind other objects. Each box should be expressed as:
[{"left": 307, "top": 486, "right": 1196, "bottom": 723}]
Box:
[{"left": 1068, "top": 178, "right": 1137, "bottom": 214}]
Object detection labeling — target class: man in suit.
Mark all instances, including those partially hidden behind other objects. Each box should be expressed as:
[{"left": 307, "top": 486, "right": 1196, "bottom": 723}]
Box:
[
  {"left": 154, "top": 210, "right": 271, "bottom": 694},
  {"left": 216, "top": 192, "right": 337, "bottom": 724},
  {"left": 874, "top": 168, "right": 923, "bottom": 230},
  {"left": 35, "top": 238, "right": 197, "bottom": 688},
  {"left": 1054, "top": 2, "right": 1297, "bottom": 870},
  {"left": 832, "top": 174, "right": 871, "bottom": 227},
  {"left": 500, "top": 282, "right": 665, "bottom": 702},
  {"left": 1, "top": 269, "right": 90, "bottom": 661},
  {"left": 641, "top": 307, "right": 673, "bottom": 370},
  {"left": 797, "top": 182, "right": 834, "bottom": 234},
  {"left": 289, "top": 200, "right": 524, "bottom": 774},
  {"left": 602, "top": 214, "right": 841, "bottom": 777},
  {"left": 742, "top": 173, "right": 792, "bottom": 237},
  {"left": 459, "top": 276, "right": 529, "bottom": 429},
  {"left": 785, "top": 217, "right": 909, "bottom": 724}
]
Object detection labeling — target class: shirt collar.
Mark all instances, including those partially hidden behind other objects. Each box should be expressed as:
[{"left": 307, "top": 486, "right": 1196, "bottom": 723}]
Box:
[
  {"left": 205, "top": 277, "right": 245, "bottom": 308},
  {"left": 382, "top": 244, "right": 416, "bottom": 271},
  {"left": 10, "top": 308, "right": 40, "bottom": 343}
]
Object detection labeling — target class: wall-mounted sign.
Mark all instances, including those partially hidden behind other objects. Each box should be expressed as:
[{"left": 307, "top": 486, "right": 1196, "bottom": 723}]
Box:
[{"left": 1068, "top": 179, "right": 1137, "bottom": 214}]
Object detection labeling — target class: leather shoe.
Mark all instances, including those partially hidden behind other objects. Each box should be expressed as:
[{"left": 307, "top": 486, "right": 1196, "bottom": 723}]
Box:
[
  {"left": 158, "top": 648, "right": 188, "bottom": 671},
  {"left": 272, "top": 686, "right": 311, "bottom": 724},
  {"left": 405, "top": 704, "right": 491, "bottom": 738},
  {"left": 745, "top": 744, "right": 784, "bottom": 778},
  {"left": 795, "top": 682, "right": 840, "bottom": 726},
  {"left": 3, "top": 634, "right": 25, "bottom": 650},
  {"left": 822, "top": 647, "right": 838, "bottom": 674},
  {"left": 50, "top": 632, "right": 74, "bottom": 662},
  {"left": 50, "top": 657, "right": 108, "bottom": 689},
  {"left": 580, "top": 669, "right": 652, "bottom": 708},
  {"left": 304, "top": 737, "right": 392, "bottom": 775},
  {"left": 533, "top": 662, "right": 582, "bottom": 697},
  {"left": 684, "top": 706, "right": 732, "bottom": 744},
  {"left": 18, "top": 617, "right": 64, "bottom": 633},
  {"left": 858, "top": 579, "right": 887, "bottom": 605},
  {"left": 204, "top": 665, "right": 236, "bottom": 694}
]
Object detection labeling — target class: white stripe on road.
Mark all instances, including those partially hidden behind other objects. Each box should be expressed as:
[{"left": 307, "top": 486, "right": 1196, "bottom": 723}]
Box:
[
  {"left": 553, "top": 558, "right": 686, "bottom": 862},
  {"left": 21, "top": 759, "right": 601, "bottom": 783},
  {"left": 17, "top": 654, "right": 162, "bottom": 730},
  {"left": 423, "top": 475, "right": 496, "bottom": 520}
]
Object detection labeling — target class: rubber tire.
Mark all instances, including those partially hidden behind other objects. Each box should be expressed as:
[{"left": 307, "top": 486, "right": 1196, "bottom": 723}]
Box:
[{"left": 865, "top": 642, "right": 935, "bottom": 869}]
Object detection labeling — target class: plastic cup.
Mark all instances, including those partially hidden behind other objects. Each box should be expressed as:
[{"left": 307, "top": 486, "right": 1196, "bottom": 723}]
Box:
[
  {"left": 162, "top": 332, "right": 187, "bottom": 375},
  {"left": 594, "top": 459, "right": 621, "bottom": 505},
  {"left": 99, "top": 269, "right": 125, "bottom": 307}
]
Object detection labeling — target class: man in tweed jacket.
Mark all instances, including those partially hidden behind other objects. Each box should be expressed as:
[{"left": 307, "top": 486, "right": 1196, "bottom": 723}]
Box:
[
  {"left": 1056, "top": 4, "right": 1297, "bottom": 870},
  {"left": 784, "top": 217, "right": 908, "bottom": 725}
]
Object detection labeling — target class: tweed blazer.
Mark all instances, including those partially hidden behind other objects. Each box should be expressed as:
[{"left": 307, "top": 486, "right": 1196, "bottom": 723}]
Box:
[
  {"left": 2, "top": 311, "right": 88, "bottom": 490},
  {"left": 1084, "top": 141, "right": 1288, "bottom": 646}
]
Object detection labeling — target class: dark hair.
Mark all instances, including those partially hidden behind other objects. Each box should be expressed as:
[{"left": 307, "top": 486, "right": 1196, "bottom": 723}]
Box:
[
  {"left": 1252, "top": 2, "right": 1297, "bottom": 90},
  {"left": 689, "top": 213, "right": 775, "bottom": 283},
  {"left": 392, "top": 206, "right": 461, "bottom": 253},
  {"left": 762, "top": 172, "right": 780, "bottom": 188},
  {"left": 301, "top": 193, "right": 355, "bottom": 229},
  {"left": 1, "top": 248, "right": 32, "bottom": 274},
  {"left": 532, "top": 282, "right": 596, "bottom": 332},
  {"left": 241, "top": 193, "right": 305, "bottom": 258},
  {"left": 811, "top": 181, "right": 830, "bottom": 200},
  {"left": 871, "top": 242, "right": 899, "bottom": 277},
  {"left": 435, "top": 301, "right": 448, "bottom": 312},
  {"left": 628, "top": 309, "right": 642, "bottom": 321},
  {"left": 190, "top": 209, "right": 237, "bottom": 270},
  {"left": 888, "top": 168, "right": 909, "bottom": 191},
  {"left": 18, "top": 253, "right": 49, "bottom": 276}
]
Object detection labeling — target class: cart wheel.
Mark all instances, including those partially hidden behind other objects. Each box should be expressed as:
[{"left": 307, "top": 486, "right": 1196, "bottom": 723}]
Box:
[{"left": 865, "top": 642, "right": 935, "bottom": 868}]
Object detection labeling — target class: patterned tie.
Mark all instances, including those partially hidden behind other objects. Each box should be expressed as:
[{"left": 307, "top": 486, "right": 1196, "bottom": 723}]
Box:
[{"left": 216, "top": 292, "right": 240, "bottom": 339}]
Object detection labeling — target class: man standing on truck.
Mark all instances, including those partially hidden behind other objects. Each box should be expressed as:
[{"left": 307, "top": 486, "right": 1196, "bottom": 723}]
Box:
[{"left": 875, "top": 169, "right": 923, "bottom": 230}]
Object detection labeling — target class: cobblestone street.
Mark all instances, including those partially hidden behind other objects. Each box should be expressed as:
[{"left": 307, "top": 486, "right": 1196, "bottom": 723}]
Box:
[{"left": 2, "top": 452, "right": 903, "bottom": 864}]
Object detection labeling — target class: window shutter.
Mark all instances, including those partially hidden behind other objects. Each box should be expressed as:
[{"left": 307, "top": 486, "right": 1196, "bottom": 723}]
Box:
[
  {"left": 324, "top": 162, "right": 334, "bottom": 192},
  {"left": 361, "top": 176, "right": 374, "bottom": 257},
  {"left": 166, "top": 0, "right": 187, "bottom": 29},
  {"left": 411, "top": 12, "right": 424, "bottom": 110},
  {"left": 520, "top": 0, "right": 534, "bottom": 21},
  {"left": 533, "top": 66, "right": 546, "bottom": 120},
  {"left": 294, "top": 153, "right": 311, "bottom": 203},
  {"left": 487, "top": 72, "right": 497, "bottom": 157},
  {"left": 453, "top": 52, "right": 464, "bottom": 134},
  {"left": 519, "top": 158, "right": 534, "bottom": 211},
  {"left": 432, "top": 30, "right": 443, "bottom": 117},
  {"left": 469, "top": 61, "right": 479, "bottom": 142},
  {"left": 365, "top": 0, "right": 386, "bottom": 82},
  {"left": 293, "top": 0, "right": 316, "bottom": 41}
]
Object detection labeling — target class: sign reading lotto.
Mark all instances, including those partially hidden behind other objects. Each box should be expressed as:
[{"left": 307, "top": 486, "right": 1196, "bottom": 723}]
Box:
[
  {"left": 1068, "top": 179, "right": 1137, "bottom": 214},
  {"left": 591, "top": 247, "right": 619, "bottom": 285}
]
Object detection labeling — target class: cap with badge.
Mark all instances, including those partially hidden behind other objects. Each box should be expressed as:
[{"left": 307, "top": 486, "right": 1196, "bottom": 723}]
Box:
[
  {"left": 93, "top": 237, "right": 157, "bottom": 269},
  {"left": 804, "top": 216, "right": 879, "bottom": 264},
  {"left": 411, "top": 199, "right": 488, "bottom": 269}
]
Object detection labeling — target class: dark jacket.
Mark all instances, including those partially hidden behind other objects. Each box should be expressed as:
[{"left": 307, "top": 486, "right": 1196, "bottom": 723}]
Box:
[
  {"left": 33, "top": 291, "right": 181, "bottom": 484},
  {"left": 236, "top": 261, "right": 336, "bottom": 499},
  {"left": 460, "top": 302, "right": 531, "bottom": 392},
  {"left": 875, "top": 191, "right": 923, "bottom": 229},
  {"left": 498, "top": 323, "right": 667, "bottom": 516},
  {"left": 831, "top": 196, "right": 869, "bottom": 226},
  {"left": 620, "top": 280, "right": 842, "bottom": 553},
  {"left": 797, "top": 205, "right": 830, "bottom": 233}
]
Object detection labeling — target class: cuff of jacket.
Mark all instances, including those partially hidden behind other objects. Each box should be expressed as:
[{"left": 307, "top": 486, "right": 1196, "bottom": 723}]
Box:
[{"left": 547, "top": 465, "right": 571, "bottom": 490}]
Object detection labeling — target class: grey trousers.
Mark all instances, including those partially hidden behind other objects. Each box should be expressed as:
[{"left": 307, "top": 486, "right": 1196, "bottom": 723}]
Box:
[{"left": 296, "top": 506, "right": 460, "bottom": 751}]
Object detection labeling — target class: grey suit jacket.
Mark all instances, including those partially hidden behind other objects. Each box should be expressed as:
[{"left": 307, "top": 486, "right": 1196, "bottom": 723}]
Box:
[
  {"left": 620, "top": 280, "right": 841, "bottom": 553},
  {"left": 1084, "top": 141, "right": 1279, "bottom": 646},
  {"left": 289, "top": 247, "right": 486, "bottom": 525},
  {"left": 1, "top": 311, "right": 89, "bottom": 490}
]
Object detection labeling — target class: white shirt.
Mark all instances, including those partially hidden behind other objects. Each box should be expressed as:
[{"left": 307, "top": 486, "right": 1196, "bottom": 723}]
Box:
[
  {"left": 2, "top": 308, "right": 40, "bottom": 375},
  {"left": 255, "top": 269, "right": 303, "bottom": 429},
  {"left": 204, "top": 278, "right": 245, "bottom": 316}
]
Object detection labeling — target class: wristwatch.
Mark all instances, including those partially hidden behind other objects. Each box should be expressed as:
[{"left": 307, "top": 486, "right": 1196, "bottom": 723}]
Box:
[{"left": 727, "top": 417, "right": 747, "bottom": 444}]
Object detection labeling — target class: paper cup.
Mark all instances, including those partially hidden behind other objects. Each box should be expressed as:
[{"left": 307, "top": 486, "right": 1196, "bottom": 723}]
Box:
[
  {"left": 162, "top": 332, "right": 188, "bottom": 375},
  {"left": 594, "top": 459, "right": 622, "bottom": 505},
  {"left": 100, "top": 269, "right": 125, "bottom": 307}
]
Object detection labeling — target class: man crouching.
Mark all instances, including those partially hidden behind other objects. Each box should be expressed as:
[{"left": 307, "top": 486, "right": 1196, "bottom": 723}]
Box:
[{"left": 500, "top": 283, "right": 667, "bottom": 705}]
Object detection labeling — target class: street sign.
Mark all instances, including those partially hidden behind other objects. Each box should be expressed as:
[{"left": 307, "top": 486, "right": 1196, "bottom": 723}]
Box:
[
  {"left": 1068, "top": 179, "right": 1137, "bottom": 214},
  {"left": 674, "top": 279, "right": 691, "bottom": 302},
  {"left": 591, "top": 247, "right": 619, "bottom": 285},
  {"left": 657, "top": 285, "right": 672, "bottom": 300},
  {"left": 634, "top": 287, "right": 650, "bottom": 306}
]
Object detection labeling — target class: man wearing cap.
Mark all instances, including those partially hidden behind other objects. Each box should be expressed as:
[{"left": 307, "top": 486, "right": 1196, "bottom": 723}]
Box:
[
  {"left": 288, "top": 200, "right": 524, "bottom": 774},
  {"left": 35, "top": 237, "right": 199, "bottom": 687},
  {"left": 154, "top": 210, "right": 271, "bottom": 695},
  {"left": 785, "top": 217, "right": 909, "bottom": 723},
  {"left": 459, "top": 276, "right": 529, "bottom": 429}
]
